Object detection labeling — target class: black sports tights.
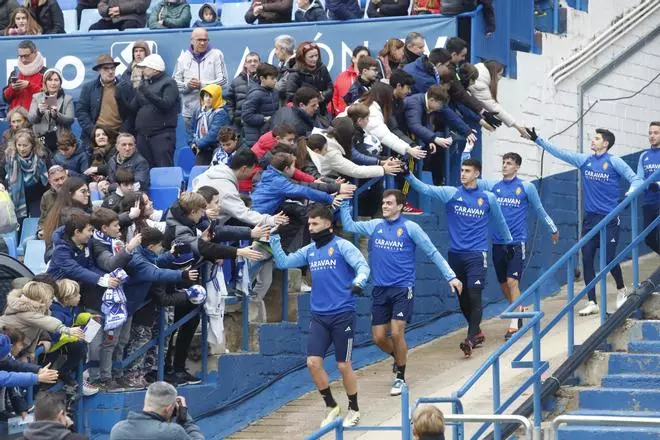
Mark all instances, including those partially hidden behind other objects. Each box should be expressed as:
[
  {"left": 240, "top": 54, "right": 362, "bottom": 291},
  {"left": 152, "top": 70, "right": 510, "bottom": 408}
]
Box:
[{"left": 458, "top": 287, "right": 483, "bottom": 339}]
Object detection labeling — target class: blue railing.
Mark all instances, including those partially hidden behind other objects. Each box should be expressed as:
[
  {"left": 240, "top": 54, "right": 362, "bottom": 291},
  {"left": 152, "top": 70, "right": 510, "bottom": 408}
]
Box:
[{"left": 426, "top": 167, "right": 660, "bottom": 440}]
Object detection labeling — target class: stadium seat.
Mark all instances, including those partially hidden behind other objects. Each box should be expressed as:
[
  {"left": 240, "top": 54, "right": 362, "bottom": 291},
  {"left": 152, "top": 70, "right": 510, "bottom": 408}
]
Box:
[
  {"left": 175, "top": 147, "right": 196, "bottom": 181},
  {"left": 175, "top": 114, "right": 188, "bottom": 151},
  {"left": 18, "top": 217, "right": 39, "bottom": 257},
  {"left": 1, "top": 233, "right": 17, "bottom": 258},
  {"left": 221, "top": 2, "right": 250, "bottom": 26},
  {"left": 63, "top": 9, "right": 77, "bottom": 33},
  {"left": 24, "top": 240, "right": 47, "bottom": 275},
  {"left": 57, "top": 0, "right": 76, "bottom": 9},
  {"left": 90, "top": 190, "right": 102, "bottom": 202},
  {"left": 150, "top": 167, "right": 184, "bottom": 188},
  {"left": 190, "top": 4, "right": 203, "bottom": 25},
  {"left": 79, "top": 9, "right": 102, "bottom": 32},
  {"left": 187, "top": 165, "right": 209, "bottom": 191},
  {"left": 149, "top": 187, "right": 180, "bottom": 211}
]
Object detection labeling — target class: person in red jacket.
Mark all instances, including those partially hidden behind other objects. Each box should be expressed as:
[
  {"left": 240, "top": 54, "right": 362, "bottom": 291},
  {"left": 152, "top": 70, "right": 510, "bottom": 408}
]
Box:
[
  {"left": 329, "top": 45, "right": 370, "bottom": 117},
  {"left": 3, "top": 40, "right": 46, "bottom": 112}
]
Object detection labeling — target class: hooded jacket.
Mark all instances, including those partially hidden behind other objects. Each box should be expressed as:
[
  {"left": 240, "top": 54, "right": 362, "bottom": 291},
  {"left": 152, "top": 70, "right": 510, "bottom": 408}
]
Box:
[
  {"left": 241, "top": 85, "right": 279, "bottom": 147},
  {"left": 188, "top": 84, "right": 229, "bottom": 152},
  {"left": 148, "top": 0, "right": 192, "bottom": 29},
  {"left": 173, "top": 47, "right": 229, "bottom": 119},
  {"left": 121, "top": 41, "right": 152, "bottom": 85},
  {"left": 294, "top": 0, "right": 327, "bottom": 21},
  {"left": 285, "top": 62, "right": 333, "bottom": 105},
  {"left": 251, "top": 165, "right": 333, "bottom": 214},
  {"left": 18, "top": 420, "right": 87, "bottom": 440},
  {"left": 109, "top": 410, "right": 202, "bottom": 440},
  {"left": 192, "top": 3, "right": 221, "bottom": 27},
  {"left": 192, "top": 163, "right": 278, "bottom": 226},
  {"left": 0, "top": 0, "right": 19, "bottom": 30},
  {"left": 224, "top": 70, "right": 257, "bottom": 128},
  {"left": 468, "top": 62, "right": 516, "bottom": 127},
  {"left": 245, "top": 0, "right": 292, "bottom": 24},
  {"left": 366, "top": 0, "right": 410, "bottom": 17},
  {"left": 98, "top": 0, "right": 150, "bottom": 26},
  {"left": 330, "top": 65, "right": 357, "bottom": 117},
  {"left": 132, "top": 71, "right": 181, "bottom": 136},
  {"left": 25, "top": 0, "right": 65, "bottom": 34},
  {"left": 0, "top": 289, "right": 69, "bottom": 355}
]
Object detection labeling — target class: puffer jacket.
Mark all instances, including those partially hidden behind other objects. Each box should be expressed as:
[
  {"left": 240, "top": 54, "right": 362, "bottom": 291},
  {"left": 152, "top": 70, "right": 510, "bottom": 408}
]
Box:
[
  {"left": 132, "top": 71, "right": 180, "bottom": 136},
  {"left": 364, "top": 101, "right": 411, "bottom": 156},
  {"left": 241, "top": 85, "right": 279, "bottom": 147},
  {"left": 224, "top": 71, "right": 257, "bottom": 128},
  {"left": 251, "top": 166, "right": 333, "bottom": 215},
  {"left": 0, "top": 0, "right": 19, "bottom": 30},
  {"left": 148, "top": 0, "right": 192, "bottom": 29},
  {"left": 0, "top": 289, "right": 69, "bottom": 355},
  {"left": 325, "top": 0, "right": 361, "bottom": 20},
  {"left": 330, "top": 65, "right": 357, "bottom": 116},
  {"left": 245, "top": 0, "right": 292, "bottom": 24},
  {"left": 98, "top": 0, "right": 150, "bottom": 26},
  {"left": 285, "top": 63, "right": 333, "bottom": 104},
  {"left": 366, "top": 0, "right": 410, "bottom": 17},
  {"left": 188, "top": 84, "right": 230, "bottom": 152},
  {"left": 269, "top": 106, "right": 317, "bottom": 138},
  {"left": 173, "top": 47, "right": 229, "bottom": 118},
  {"left": 309, "top": 130, "right": 384, "bottom": 179},
  {"left": 48, "top": 300, "right": 92, "bottom": 352},
  {"left": 294, "top": 0, "right": 327, "bottom": 21},
  {"left": 25, "top": 0, "right": 65, "bottom": 33},
  {"left": 468, "top": 62, "right": 516, "bottom": 127},
  {"left": 53, "top": 144, "right": 90, "bottom": 178},
  {"left": 402, "top": 55, "right": 436, "bottom": 95},
  {"left": 28, "top": 90, "right": 75, "bottom": 140}
]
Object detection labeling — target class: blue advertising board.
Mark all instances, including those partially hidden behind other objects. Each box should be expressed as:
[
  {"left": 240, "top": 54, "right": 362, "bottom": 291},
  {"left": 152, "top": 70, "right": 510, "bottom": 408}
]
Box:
[{"left": 0, "top": 15, "right": 456, "bottom": 100}]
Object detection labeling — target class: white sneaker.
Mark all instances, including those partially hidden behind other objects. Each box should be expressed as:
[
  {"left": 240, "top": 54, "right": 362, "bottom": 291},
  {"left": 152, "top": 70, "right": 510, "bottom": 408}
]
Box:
[
  {"left": 616, "top": 287, "right": 629, "bottom": 309},
  {"left": 300, "top": 281, "right": 312, "bottom": 292},
  {"left": 578, "top": 301, "right": 599, "bottom": 316},
  {"left": 83, "top": 380, "right": 100, "bottom": 396},
  {"left": 390, "top": 378, "right": 405, "bottom": 396},
  {"left": 321, "top": 406, "right": 340, "bottom": 427},
  {"left": 343, "top": 409, "right": 360, "bottom": 427}
]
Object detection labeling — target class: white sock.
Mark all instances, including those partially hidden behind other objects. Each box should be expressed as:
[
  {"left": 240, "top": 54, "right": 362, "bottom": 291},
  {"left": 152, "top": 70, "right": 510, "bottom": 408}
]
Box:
[{"left": 509, "top": 318, "right": 518, "bottom": 329}]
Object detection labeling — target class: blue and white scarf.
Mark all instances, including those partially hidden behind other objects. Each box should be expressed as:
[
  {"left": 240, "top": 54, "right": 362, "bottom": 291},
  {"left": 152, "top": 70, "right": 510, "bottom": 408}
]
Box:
[{"left": 101, "top": 268, "right": 129, "bottom": 331}]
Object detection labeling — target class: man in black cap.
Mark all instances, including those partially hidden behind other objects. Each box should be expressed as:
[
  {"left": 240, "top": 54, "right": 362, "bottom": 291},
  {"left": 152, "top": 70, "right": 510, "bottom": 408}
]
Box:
[{"left": 75, "top": 53, "right": 134, "bottom": 149}]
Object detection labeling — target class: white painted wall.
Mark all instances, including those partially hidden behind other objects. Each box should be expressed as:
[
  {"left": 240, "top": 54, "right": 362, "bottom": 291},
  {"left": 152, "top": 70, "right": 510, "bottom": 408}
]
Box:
[{"left": 481, "top": 0, "right": 660, "bottom": 181}]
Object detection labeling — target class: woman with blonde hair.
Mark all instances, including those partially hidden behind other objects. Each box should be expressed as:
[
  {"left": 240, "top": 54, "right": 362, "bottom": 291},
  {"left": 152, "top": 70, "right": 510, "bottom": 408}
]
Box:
[
  {"left": 377, "top": 39, "right": 405, "bottom": 80},
  {"left": 28, "top": 68, "right": 75, "bottom": 153},
  {"left": 0, "top": 106, "right": 31, "bottom": 173},
  {"left": 0, "top": 281, "right": 85, "bottom": 357},
  {"left": 3, "top": 7, "right": 42, "bottom": 35},
  {"left": 23, "top": 0, "right": 64, "bottom": 34},
  {"left": 0, "top": 128, "right": 49, "bottom": 220}
]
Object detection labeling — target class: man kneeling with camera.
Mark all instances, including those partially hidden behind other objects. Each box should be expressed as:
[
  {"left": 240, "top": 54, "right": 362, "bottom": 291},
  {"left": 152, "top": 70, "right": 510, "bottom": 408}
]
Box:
[{"left": 110, "top": 382, "right": 203, "bottom": 440}]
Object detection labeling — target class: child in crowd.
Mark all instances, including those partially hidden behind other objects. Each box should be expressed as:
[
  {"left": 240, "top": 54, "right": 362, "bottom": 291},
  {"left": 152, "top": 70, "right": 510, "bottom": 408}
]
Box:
[
  {"left": 101, "top": 169, "right": 136, "bottom": 212},
  {"left": 46, "top": 279, "right": 98, "bottom": 396},
  {"left": 344, "top": 56, "right": 380, "bottom": 105},
  {"left": 192, "top": 2, "right": 221, "bottom": 27},
  {"left": 189, "top": 84, "right": 230, "bottom": 166},
  {"left": 53, "top": 131, "right": 89, "bottom": 180},
  {"left": 241, "top": 63, "right": 280, "bottom": 148},
  {"left": 211, "top": 126, "right": 238, "bottom": 166}
]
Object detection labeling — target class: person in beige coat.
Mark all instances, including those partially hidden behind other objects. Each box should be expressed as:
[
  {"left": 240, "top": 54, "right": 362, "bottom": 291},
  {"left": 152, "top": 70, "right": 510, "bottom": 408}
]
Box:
[{"left": 0, "top": 281, "right": 84, "bottom": 357}]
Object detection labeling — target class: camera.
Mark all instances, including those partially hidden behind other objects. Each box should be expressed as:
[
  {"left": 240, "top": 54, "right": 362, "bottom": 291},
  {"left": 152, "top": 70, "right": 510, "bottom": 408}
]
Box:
[{"left": 171, "top": 397, "right": 187, "bottom": 423}]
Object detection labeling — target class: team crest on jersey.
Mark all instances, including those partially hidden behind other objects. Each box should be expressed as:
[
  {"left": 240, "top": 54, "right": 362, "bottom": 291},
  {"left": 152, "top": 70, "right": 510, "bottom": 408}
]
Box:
[
  {"left": 327, "top": 247, "right": 334, "bottom": 256},
  {"left": 477, "top": 197, "right": 484, "bottom": 206},
  {"left": 602, "top": 162, "right": 609, "bottom": 170},
  {"left": 396, "top": 228, "right": 403, "bottom": 237},
  {"left": 515, "top": 187, "right": 522, "bottom": 195}
]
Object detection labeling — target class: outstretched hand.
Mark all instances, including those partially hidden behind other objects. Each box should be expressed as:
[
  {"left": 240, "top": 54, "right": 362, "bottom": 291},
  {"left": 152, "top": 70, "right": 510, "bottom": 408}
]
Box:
[{"left": 525, "top": 127, "right": 538, "bottom": 142}]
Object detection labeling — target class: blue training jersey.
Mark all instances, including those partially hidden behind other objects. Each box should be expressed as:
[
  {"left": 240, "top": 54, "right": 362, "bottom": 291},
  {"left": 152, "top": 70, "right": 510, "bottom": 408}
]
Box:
[
  {"left": 535, "top": 138, "right": 642, "bottom": 216},
  {"left": 478, "top": 177, "right": 558, "bottom": 244},
  {"left": 270, "top": 234, "right": 370, "bottom": 316},
  {"left": 405, "top": 174, "right": 513, "bottom": 252},
  {"left": 339, "top": 203, "right": 456, "bottom": 287},
  {"left": 637, "top": 147, "right": 660, "bottom": 206}
]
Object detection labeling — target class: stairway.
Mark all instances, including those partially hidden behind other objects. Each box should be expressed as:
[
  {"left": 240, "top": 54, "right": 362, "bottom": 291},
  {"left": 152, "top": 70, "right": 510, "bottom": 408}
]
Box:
[{"left": 557, "top": 319, "right": 660, "bottom": 439}]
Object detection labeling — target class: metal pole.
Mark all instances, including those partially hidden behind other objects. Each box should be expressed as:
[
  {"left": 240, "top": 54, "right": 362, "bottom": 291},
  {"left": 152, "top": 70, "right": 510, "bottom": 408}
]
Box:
[
  {"left": 157, "top": 307, "right": 166, "bottom": 382},
  {"left": 401, "top": 384, "right": 411, "bottom": 440},
  {"left": 493, "top": 358, "right": 501, "bottom": 440},
  {"left": 532, "top": 289, "right": 542, "bottom": 439},
  {"left": 452, "top": 400, "right": 461, "bottom": 440},
  {"left": 599, "top": 228, "right": 607, "bottom": 325},
  {"left": 631, "top": 197, "right": 640, "bottom": 289},
  {"left": 201, "top": 307, "right": 208, "bottom": 381},
  {"left": 282, "top": 269, "right": 289, "bottom": 322},
  {"left": 242, "top": 290, "right": 249, "bottom": 351},
  {"left": 443, "top": 415, "right": 533, "bottom": 440},
  {"left": 567, "top": 258, "right": 575, "bottom": 356},
  {"left": 553, "top": 0, "right": 559, "bottom": 33}
]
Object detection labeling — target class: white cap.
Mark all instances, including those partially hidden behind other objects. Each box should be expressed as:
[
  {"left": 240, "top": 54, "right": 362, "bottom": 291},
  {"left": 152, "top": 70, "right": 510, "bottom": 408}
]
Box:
[{"left": 136, "top": 54, "right": 165, "bottom": 72}]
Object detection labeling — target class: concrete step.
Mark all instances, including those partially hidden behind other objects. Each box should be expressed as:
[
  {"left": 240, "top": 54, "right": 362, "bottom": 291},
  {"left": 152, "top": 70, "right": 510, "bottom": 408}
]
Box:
[
  {"left": 628, "top": 341, "right": 660, "bottom": 354},
  {"left": 601, "top": 374, "right": 660, "bottom": 389},
  {"left": 573, "top": 409, "right": 660, "bottom": 418},
  {"left": 640, "top": 321, "right": 660, "bottom": 341},
  {"left": 580, "top": 388, "right": 660, "bottom": 412},
  {"left": 557, "top": 425, "right": 660, "bottom": 440},
  {"left": 608, "top": 353, "right": 660, "bottom": 375}
]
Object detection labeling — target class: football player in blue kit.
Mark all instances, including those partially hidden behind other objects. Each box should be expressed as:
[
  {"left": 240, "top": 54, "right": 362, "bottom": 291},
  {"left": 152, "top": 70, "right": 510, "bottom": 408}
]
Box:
[
  {"left": 637, "top": 122, "right": 659, "bottom": 255},
  {"left": 404, "top": 159, "right": 513, "bottom": 357},
  {"left": 526, "top": 127, "right": 642, "bottom": 315},
  {"left": 270, "top": 205, "right": 370, "bottom": 429},
  {"left": 340, "top": 190, "right": 462, "bottom": 395}
]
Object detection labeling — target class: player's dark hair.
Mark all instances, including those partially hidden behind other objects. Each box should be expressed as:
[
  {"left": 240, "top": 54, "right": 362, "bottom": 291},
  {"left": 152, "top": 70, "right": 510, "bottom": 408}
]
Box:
[
  {"left": 307, "top": 204, "right": 333, "bottom": 222},
  {"left": 649, "top": 121, "right": 660, "bottom": 128},
  {"left": 141, "top": 227, "right": 165, "bottom": 247},
  {"left": 231, "top": 148, "right": 258, "bottom": 170},
  {"left": 196, "top": 185, "right": 219, "bottom": 203},
  {"left": 462, "top": 158, "right": 482, "bottom": 173},
  {"left": 383, "top": 189, "right": 406, "bottom": 206},
  {"left": 596, "top": 128, "right": 615, "bottom": 150},
  {"left": 502, "top": 152, "right": 522, "bottom": 166},
  {"left": 446, "top": 37, "right": 468, "bottom": 56}
]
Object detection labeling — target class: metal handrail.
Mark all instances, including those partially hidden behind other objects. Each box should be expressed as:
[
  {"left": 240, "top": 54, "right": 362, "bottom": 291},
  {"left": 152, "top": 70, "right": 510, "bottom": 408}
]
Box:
[
  {"left": 444, "top": 414, "right": 533, "bottom": 440},
  {"left": 426, "top": 168, "right": 660, "bottom": 440},
  {"left": 305, "top": 417, "right": 345, "bottom": 440},
  {"left": 552, "top": 415, "right": 660, "bottom": 439}
]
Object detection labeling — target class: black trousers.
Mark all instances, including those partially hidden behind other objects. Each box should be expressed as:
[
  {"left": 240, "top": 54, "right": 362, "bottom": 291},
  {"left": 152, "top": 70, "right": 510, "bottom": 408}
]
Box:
[
  {"left": 137, "top": 130, "right": 175, "bottom": 168},
  {"left": 89, "top": 18, "right": 143, "bottom": 31},
  {"left": 166, "top": 303, "right": 200, "bottom": 372},
  {"left": 458, "top": 288, "right": 483, "bottom": 339},
  {"left": 643, "top": 203, "right": 660, "bottom": 255},
  {"left": 44, "top": 341, "right": 87, "bottom": 380}
]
